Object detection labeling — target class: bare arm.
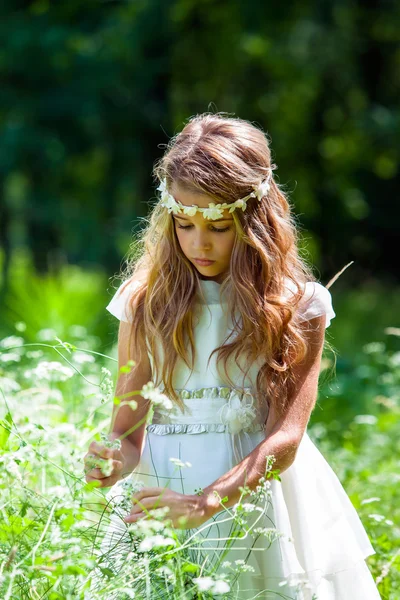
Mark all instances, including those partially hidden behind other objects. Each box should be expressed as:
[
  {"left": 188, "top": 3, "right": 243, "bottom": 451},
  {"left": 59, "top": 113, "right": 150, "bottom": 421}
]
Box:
[
  {"left": 199, "top": 315, "right": 326, "bottom": 518},
  {"left": 108, "top": 319, "right": 153, "bottom": 477}
]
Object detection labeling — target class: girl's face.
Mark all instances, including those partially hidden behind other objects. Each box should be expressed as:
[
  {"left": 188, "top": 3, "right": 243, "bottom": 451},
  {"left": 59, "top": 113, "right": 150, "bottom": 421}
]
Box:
[{"left": 170, "top": 183, "right": 236, "bottom": 284}]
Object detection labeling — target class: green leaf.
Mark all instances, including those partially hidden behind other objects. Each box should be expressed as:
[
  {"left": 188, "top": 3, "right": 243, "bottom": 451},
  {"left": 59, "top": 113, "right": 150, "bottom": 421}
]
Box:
[{"left": 0, "top": 412, "right": 12, "bottom": 450}]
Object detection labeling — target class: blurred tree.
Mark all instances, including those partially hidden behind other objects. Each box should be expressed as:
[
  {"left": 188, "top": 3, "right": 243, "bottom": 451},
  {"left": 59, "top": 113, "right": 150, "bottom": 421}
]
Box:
[{"left": 0, "top": 0, "right": 398, "bottom": 286}]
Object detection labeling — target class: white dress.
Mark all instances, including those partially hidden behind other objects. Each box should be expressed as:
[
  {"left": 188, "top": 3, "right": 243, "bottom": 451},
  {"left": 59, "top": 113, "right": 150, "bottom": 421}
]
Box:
[{"left": 97, "top": 278, "right": 381, "bottom": 600}]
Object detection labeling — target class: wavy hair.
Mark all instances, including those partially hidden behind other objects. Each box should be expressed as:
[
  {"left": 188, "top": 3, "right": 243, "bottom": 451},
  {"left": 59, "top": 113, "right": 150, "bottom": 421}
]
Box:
[{"left": 114, "top": 112, "right": 325, "bottom": 419}]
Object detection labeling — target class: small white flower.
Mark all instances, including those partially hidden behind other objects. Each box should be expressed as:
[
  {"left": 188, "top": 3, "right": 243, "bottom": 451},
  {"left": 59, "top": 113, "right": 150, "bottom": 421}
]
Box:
[
  {"left": 230, "top": 199, "right": 248, "bottom": 212},
  {"left": 363, "top": 342, "right": 385, "bottom": 354},
  {"left": 5, "top": 459, "right": 23, "bottom": 482},
  {"left": 213, "top": 580, "right": 230, "bottom": 594},
  {"left": 100, "top": 432, "right": 122, "bottom": 450},
  {"left": 26, "top": 350, "right": 43, "bottom": 359},
  {"left": 72, "top": 351, "right": 95, "bottom": 365},
  {"left": 193, "top": 577, "right": 215, "bottom": 592},
  {"left": 241, "top": 503, "right": 258, "bottom": 513},
  {"left": 253, "top": 179, "right": 271, "bottom": 201},
  {"left": 222, "top": 561, "right": 232, "bottom": 568},
  {"left": 138, "top": 535, "right": 176, "bottom": 552},
  {"left": 28, "top": 361, "right": 75, "bottom": 383},
  {"left": 158, "top": 171, "right": 273, "bottom": 220},
  {"left": 0, "top": 352, "right": 21, "bottom": 363},
  {"left": 361, "top": 497, "right": 381, "bottom": 505},
  {"left": 353, "top": 414, "right": 377, "bottom": 425},
  {"left": 141, "top": 382, "right": 173, "bottom": 410},
  {"left": 368, "top": 514, "right": 385, "bottom": 522},
  {"left": 0, "top": 335, "right": 24, "bottom": 349},
  {"left": 0, "top": 377, "right": 21, "bottom": 394},
  {"left": 37, "top": 328, "right": 58, "bottom": 341},
  {"left": 202, "top": 204, "right": 225, "bottom": 220},
  {"left": 182, "top": 205, "right": 198, "bottom": 216},
  {"left": 68, "top": 325, "right": 87, "bottom": 338}
]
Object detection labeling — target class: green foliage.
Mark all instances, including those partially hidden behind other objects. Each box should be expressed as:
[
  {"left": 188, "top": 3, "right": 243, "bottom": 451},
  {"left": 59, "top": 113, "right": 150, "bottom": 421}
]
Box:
[{"left": 1, "top": 2, "right": 399, "bottom": 279}]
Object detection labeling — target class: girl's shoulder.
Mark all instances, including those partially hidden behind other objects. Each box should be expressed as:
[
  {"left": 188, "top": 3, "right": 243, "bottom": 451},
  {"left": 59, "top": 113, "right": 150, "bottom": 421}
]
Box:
[
  {"left": 283, "top": 278, "right": 336, "bottom": 328},
  {"left": 105, "top": 278, "right": 142, "bottom": 323}
]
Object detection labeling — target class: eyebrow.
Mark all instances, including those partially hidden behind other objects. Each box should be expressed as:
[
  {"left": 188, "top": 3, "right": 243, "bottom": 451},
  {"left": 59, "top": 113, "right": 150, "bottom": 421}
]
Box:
[{"left": 172, "top": 214, "right": 234, "bottom": 223}]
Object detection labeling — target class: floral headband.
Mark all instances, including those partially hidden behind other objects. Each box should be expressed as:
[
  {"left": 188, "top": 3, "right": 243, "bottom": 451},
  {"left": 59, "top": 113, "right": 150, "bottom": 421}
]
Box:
[{"left": 157, "top": 168, "right": 273, "bottom": 220}]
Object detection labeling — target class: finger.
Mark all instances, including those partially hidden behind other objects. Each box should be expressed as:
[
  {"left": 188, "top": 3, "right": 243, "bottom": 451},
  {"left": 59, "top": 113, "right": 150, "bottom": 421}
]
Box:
[
  {"left": 88, "top": 441, "right": 114, "bottom": 459},
  {"left": 86, "top": 460, "right": 123, "bottom": 478},
  {"left": 124, "top": 511, "right": 146, "bottom": 523},
  {"left": 132, "top": 486, "right": 166, "bottom": 501},
  {"left": 85, "top": 474, "right": 120, "bottom": 488},
  {"left": 131, "top": 496, "right": 167, "bottom": 515}
]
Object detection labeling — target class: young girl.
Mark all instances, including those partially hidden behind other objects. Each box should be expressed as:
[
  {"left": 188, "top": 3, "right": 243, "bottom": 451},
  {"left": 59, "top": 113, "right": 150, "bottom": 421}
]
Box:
[{"left": 85, "top": 113, "right": 381, "bottom": 599}]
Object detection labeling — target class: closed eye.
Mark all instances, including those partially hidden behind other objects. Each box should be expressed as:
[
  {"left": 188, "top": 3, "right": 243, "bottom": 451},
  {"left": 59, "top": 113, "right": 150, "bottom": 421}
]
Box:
[{"left": 177, "top": 224, "right": 230, "bottom": 233}]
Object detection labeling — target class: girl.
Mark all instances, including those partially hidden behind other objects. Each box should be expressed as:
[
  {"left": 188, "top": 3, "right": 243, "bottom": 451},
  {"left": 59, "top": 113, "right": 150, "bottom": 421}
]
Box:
[{"left": 85, "top": 113, "right": 381, "bottom": 599}]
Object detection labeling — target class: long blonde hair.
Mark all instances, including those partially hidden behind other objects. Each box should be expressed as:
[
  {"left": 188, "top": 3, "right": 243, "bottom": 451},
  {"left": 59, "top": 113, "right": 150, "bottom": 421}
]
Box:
[{"left": 114, "top": 112, "right": 320, "bottom": 418}]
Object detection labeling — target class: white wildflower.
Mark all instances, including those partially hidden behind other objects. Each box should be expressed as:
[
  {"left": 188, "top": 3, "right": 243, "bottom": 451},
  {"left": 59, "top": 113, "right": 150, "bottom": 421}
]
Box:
[
  {"left": 15, "top": 321, "right": 26, "bottom": 332},
  {"left": 99, "top": 367, "right": 114, "bottom": 403},
  {"left": 353, "top": 415, "right": 377, "bottom": 425},
  {"left": 361, "top": 497, "right": 381, "bottom": 505},
  {"left": 120, "top": 479, "right": 145, "bottom": 494},
  {"left": 48, "top": 485, "right": 69, "bottom": 498},
  {"left": 141, "top": 382, "right": 173, "bottom": 410},
  {"left": 100, "top": 432, "right": 121, "bottom": 450},
  {"left": 377, "top": 373, "right": 394, "bottom": 385},
  {"left": 362, "top": 342, "right": 385, "bottom": 354},
  {"left": 37, "top": 328, "right": 58, "bottom": 341},
  {"left": 72, "top": 351, "right": 95, "bottom": 365},
  {"left": 5, "top": 459, "right": 23, "bottom": 482},
  {"left": 68, "top": 325, "right": 87, "bottom": 338},
  {"left": 26, "top": 350, "right": 43, "bottom": 359},
  {"left": 138, "top": 535, "right": 176, "bottom": 552},
  {"left": 100, "top": 458, "right": 113, "bottom": 477},
  {"left": 368, "top": 514, "right": 385, "bottom": 522},
  {"left": 389, "top": 352, "right": 400, "bottom": 367},
  {"left": 0, "top": 352, "right": 21, "bottom": 363},
  {"left": 193, "top": 577, "right": 215, "bottom": 591},
  {"left": 0, "top": 335, "right": 24, "bottom": 348},
  {"left": 26, "top": 361, "right": 75, "bottom": 382},
  {"left": 193, "top": 577, "right": 230, "bottom": 594},
  {"left": 213, "top": 580, "right": 230, "bottom": 594},
  {"left": 384, "top": 327, "right": 400, "bottom": 336},
  {"left": 0, "top": 377, "right": 21, "bottom": 394}
]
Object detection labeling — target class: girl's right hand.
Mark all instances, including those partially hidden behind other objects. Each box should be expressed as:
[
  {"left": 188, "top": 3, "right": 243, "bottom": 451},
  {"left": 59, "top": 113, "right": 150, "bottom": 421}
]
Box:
[{"left": 84, "top": 441, "right": 125, "bottom": 488}]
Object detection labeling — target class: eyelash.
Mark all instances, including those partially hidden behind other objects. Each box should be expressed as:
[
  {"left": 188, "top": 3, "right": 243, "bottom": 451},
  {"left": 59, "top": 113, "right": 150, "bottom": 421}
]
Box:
[{"left": 177, "top": 224, "right": 230, "bottom": 233}]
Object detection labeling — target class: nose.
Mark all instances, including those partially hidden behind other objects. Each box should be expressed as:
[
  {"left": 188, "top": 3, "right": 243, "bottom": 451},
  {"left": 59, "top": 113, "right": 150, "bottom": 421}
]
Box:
[{"left": 192, "top": 229, "right": 212, "bottom": 250}]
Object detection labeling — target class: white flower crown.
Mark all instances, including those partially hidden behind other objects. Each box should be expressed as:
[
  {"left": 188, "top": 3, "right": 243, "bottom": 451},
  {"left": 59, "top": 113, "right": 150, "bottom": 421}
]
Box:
[{"left": 157, "top": 168, "right": 273, "bottom": 220}]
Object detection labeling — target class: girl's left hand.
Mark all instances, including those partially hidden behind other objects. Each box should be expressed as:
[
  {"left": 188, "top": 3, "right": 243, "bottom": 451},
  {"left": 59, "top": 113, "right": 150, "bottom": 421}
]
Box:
[{"left": 123, "top": 487, "right": 208, "bottom": 530}]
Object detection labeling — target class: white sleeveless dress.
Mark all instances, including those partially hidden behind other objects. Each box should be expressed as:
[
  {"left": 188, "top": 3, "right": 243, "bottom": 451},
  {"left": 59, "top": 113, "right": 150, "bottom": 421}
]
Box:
[{"left": 96, "top": 278, "right": 381, "bottom": 600}]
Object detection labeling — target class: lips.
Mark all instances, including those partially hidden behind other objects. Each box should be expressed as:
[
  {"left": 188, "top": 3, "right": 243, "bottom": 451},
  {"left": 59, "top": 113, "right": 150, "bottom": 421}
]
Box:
[{"left": 194, "top": 258, "right": 215, "bottom": 265}]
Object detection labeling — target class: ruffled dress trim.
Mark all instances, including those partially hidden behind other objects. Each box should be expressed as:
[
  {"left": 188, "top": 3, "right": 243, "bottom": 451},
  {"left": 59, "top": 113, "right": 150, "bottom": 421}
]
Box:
[{"left": 146, "top": 422, "right": 265, "bottom": 435}]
